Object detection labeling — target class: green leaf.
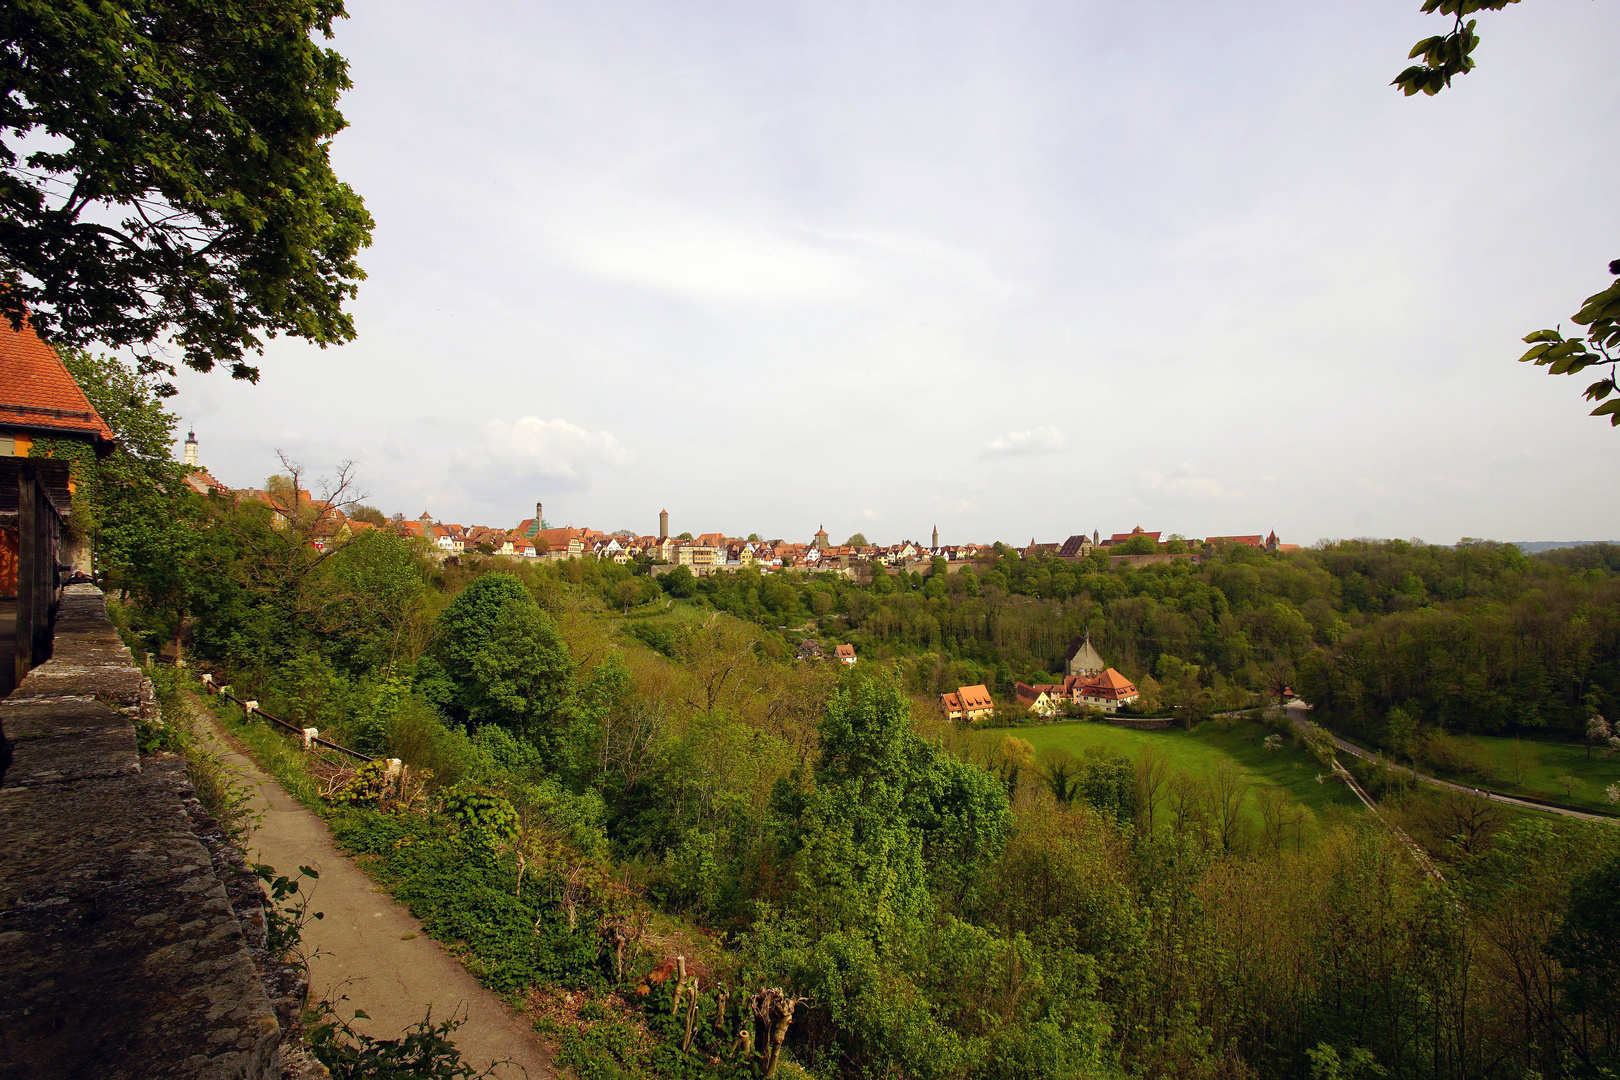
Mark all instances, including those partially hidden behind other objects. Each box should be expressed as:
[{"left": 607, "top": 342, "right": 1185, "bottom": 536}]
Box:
[
  {"left": 1589, "top": 400, "right": 1620, "bottom": 417},
  {"left": 1522, "top": 328, "right": 1563, "bottom": 344}
]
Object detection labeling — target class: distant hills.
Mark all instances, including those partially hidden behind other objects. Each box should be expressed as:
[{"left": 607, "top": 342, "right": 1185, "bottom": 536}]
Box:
[{"left": 1509, "top": 541, "right": 1620, "bottom": 554}]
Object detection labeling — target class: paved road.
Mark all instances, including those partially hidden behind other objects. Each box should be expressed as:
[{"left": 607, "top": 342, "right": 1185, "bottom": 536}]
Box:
[
  {"left": 186, "top": 693, "right": 556, "bottom": 1079},
  {"left": 1300, "top": 717, "right": 1613, "bottom": 823}
]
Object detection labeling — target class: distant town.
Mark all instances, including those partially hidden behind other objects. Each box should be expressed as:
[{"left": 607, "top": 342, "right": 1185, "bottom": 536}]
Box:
[{"left": 181, "top": 429, "right": 1300, "bottom": 576}]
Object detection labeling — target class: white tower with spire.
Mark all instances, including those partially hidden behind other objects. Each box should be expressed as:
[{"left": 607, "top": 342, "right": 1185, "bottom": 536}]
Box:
[{"left": 183, "top": 427, "right": 198, "bottom": 468}]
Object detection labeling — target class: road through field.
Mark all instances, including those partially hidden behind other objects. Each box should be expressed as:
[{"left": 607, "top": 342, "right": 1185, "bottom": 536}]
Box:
[
  {"left": 185, "top": 692, "right": 557, "bottom": 1079},
  {"left": 1302, "top": 719, "right": 1613, "bottom": 824}
]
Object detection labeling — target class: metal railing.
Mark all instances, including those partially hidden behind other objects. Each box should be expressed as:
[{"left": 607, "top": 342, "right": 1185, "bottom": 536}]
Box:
[{"left": 193, "top": 669, "right": 375, "bottom": 762}]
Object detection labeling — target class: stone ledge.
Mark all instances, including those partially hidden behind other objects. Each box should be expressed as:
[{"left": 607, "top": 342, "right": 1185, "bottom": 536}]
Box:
[
  {"left": 0, "top": 773, "right": 281, "bottom": 1079},
  {"left": 0, "top": 586, "right": 295, "bottom": 1080}
]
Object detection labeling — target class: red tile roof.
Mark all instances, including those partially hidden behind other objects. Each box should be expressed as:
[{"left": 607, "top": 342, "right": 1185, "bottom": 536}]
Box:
[
  {"left": 1081, "top": 668, "right": 1138, "bottom": 700},
  {"left": 0, "top": 317, "right": 114, "bottom": 449},
  {"left": 958, "top": 684, "right": 993, "bottom": 711},
  {"left": 183, "top": 468, "right": 229, "bottom": 496}
]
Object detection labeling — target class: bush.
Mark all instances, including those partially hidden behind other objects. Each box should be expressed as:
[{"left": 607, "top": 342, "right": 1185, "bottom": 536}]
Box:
[
  {"left": 1418, "top": 730, "right": 1501, "bottom": 785},
  {"left": 387, "top": 695, "right": 483, "bottom": 789},
  {"left": 329, "top": 808, "right": 606, "bottom": 995}
]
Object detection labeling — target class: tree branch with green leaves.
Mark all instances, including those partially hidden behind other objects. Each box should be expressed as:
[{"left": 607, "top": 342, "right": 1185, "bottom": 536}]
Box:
[
  {"left": 1519, "top": 262, "right": 1620, "bottom": 425},
  {"left": 1394, "top": 2, "right": 1619, "bottom": 425},
  {"left": 0, "top": 0, "right": 374, "bottom": 392}
]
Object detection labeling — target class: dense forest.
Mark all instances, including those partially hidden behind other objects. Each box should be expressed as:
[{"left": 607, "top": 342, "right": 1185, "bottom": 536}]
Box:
[
  {"left": 66, "top": 356, "right": 1620, "bottom": 1079},
  {"left": 617, "top": 538, "right": 1620, "bottom": 751}
]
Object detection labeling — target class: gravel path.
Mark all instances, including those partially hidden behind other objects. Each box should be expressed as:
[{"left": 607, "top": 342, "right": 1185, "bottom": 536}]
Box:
[
  {"left": 186, "top": 693, "right": 557, "bottom": 1079},
  {"left": 1296, "top": 715, "right": 1613, "bottom": 823}
]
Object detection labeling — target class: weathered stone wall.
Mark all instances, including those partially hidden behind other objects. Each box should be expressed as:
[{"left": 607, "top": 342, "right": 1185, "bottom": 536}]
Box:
[
  {"left": 0, "top": 585, "right": 301, "bottom": 1079},
  {"left": 1106, "top": 716, "right": 1173, "bottom": 731}
]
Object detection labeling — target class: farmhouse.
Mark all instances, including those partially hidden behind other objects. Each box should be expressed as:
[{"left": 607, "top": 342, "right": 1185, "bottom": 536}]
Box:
[
  {"left": 941, "top": 684, "right": 995, "bottom": 722},
  {"left": 1074, "top": 668, "right": 1140, "bottom": 712},
  {"left": 1014, "top": 682, "right": 1060, "bottom": 717}
]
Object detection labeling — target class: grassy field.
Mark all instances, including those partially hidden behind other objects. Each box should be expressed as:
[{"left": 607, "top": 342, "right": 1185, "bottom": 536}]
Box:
[
  {"left": 967, "top": 717, "right": 1363, "bottom": 843},
  {"left": 1415, "top": 731, "right": 1620, "bottom": 813}
]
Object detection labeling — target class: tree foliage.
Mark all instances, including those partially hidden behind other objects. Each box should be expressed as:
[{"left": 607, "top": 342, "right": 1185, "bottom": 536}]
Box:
[
  {"left": 0, "top": 0, "right": 374, "bottom": 387},
  {"left": 431, "top": 574, "right": 572, "bottom": 744}
]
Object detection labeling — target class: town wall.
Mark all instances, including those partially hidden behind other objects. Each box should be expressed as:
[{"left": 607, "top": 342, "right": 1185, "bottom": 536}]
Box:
[
  {"left": 1106, "top": 553, "right": 1201, "bottom": 570},
  {"left": 0, "top": 585, "right": 306, "bottom": 1079},
  {"left": 1106, "top": 716, "right": 1174, "bottom": 731}
]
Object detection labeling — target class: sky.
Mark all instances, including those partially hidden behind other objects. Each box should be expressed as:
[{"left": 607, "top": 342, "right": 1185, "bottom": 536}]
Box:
[{"left": 164, "top": 0, "right": 1620, "bottom": 548}]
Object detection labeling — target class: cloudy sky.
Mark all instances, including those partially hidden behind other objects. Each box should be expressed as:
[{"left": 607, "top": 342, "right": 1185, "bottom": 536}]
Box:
[{"left": 167, "top": 0, "right": 1620, "bottom": 547}]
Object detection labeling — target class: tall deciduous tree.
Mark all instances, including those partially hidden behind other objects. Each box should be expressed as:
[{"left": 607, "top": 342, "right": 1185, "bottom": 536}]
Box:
[
  {"left": 46, "top": 350, "right": 202, "bottom": 646},
  {"left": 433, "top": 573, "right": 572, "bottom": 744},
  {"left": 0, "top": 0, "right": 374, "bottom": 388}
]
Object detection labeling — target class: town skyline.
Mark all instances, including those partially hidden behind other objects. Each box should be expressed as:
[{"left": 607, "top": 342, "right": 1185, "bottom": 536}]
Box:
[
  {"left": 154, "top": 1, "right": 1620, "bottom": 548},
  {"left": 182, "top": 428, "right": 1578, "bottom": 553}
]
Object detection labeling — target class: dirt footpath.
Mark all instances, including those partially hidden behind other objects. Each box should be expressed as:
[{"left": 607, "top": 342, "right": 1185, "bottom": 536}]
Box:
[{"left": 186, "top": 694, "right": 557, "bottom": 1079}]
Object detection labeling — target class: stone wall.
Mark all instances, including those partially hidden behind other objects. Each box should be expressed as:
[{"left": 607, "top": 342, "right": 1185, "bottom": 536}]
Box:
[
  {"left": 0, "top": 585, "right": 307, "bottom": 1079},
  {"left": 1106, "top": 716, "right": 1174, "bottom": 731}
]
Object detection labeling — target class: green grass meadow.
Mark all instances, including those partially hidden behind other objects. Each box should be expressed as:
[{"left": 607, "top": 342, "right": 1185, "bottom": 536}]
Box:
[
  {"left": 969, "top": 717, "right": 1363, "bottom": 843},
  {"left": 1417, "top": 731, "right": 1620, "bottom": 813}
]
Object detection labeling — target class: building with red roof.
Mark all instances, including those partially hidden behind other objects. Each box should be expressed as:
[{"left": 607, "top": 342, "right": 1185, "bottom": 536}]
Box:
[
  {"left": 1073, "top": 668, "right": 1139, "bottom": 713},
  {"left": 1105, "top": 526, "right": 1160, "bottom": 546},
  {"left": 940, "top": 684, "right": 995, "bottom": 722},
  {"left": 0, "top": 316, "right": 114, "bottom": 457}
]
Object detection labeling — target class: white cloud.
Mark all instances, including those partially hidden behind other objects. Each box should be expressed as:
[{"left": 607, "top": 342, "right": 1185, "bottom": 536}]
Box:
[
  {"left": 860, "top": 508, "right": 880, "bottom": 521},
  {"left": 982, "top": 426, "right": 1066, "bottom": 458},
  {"left": 537, "top": 197, "right": 864, "bottom": 305},
  {"left": 1356, "top": 476, "right": 1388, "bottom": 498},
  {"left": 1139, "top": 465, "right": 1245, "bottom": 502},
  {"left": 467, "top": 416, "right": 633, "bottom": 488}
]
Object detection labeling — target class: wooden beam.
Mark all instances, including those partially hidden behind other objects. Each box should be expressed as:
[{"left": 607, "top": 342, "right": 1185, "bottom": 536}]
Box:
[{"left": 15, "top": 461, "right": 34, "bottom": 688}]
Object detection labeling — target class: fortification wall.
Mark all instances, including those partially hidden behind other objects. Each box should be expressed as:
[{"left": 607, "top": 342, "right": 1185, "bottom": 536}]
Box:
[
  {"left": 0, "top": 585, "right": 303, "bottom": 1079},
  {"left": 1106, "top": 716, "right": 1173, "bottom": 731}
]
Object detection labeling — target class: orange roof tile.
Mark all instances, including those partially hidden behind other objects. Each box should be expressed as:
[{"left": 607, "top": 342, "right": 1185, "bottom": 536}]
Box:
[
  {"left": 1080, "top": 668, "right": 1138, "bottom": 700},
  {"left": 0, "top": 316, "right": 114, "bottom": 448},
  {"left": 958, "top": 684, "right": 993, "bottom": 710}
]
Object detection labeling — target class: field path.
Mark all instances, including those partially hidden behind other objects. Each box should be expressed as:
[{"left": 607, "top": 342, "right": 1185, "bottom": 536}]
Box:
[
  {"left": 1302, "top": 719, "right": 1613, "bottom": 823},
  {"left": 185, "top": 692, "right": 557, "bottom": 1079}
]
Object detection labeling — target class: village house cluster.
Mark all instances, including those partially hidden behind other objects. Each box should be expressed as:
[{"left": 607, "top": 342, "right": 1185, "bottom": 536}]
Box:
[
  {"left": 939, "top": 633, "right": 1142, "bottom": 722},
  {"left": 172, "top": 433, "right": 1300, "bottom": 579},
  {"left": 376, "top": 513, "right": 1303, "bottom": 577}
]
